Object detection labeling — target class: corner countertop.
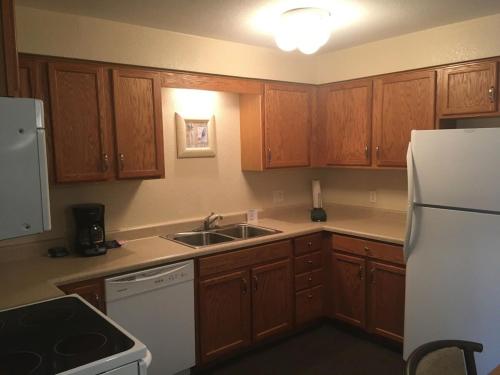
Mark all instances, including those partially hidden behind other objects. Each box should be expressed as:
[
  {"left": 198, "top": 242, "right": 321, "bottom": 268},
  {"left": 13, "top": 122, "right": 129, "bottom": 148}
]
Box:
[{"left": 0, "top": 205, "right": 406, "bottom": 310}]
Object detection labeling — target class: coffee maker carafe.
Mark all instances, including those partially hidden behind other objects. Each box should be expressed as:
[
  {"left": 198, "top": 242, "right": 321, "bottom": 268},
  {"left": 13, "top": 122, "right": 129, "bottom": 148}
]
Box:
[{"left": 73, "top": 204, "right": 106, "bottom": 256}]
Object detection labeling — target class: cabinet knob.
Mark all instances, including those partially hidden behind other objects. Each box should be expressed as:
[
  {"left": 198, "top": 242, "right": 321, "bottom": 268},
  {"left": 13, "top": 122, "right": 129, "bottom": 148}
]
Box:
[
  {"left": 364, "top": 246, "right": 371, "bottom": 255},
  {"left": 306, "top": 260, "right": 313, "bottom": 265},
  {"left": 267, "top": 148, "right": 272, "bottom": 163},
  {"left": 241, "top": 278, "right": 248, "bottom": 294},
  {"left": 119, "top": 153, "right": 125, "bottom": 170},
  {"left": 358, "top": 265, "right": 364, "bottom": 280},
  {"left": 364, "top": 145, "right": 369, "bottom": 159},
  {"left": 375, "top": 146, "right": 380, "bottom": 160},
  {"left": 307, "top": 294, "right": 313, "bottom": 299},
  {"left": 307, "top": 241, "right": 312, "bottom": 247},
  {"left": 102, "top": 153, "right": 109, "bottom": 172},
  {"left": 308, "top": 276, "right": 313, "bottom": 282},
  {"left": 253, "top": 275, "right": 258, "bottom": 291},
  {"left": 488, "top": 86, "right": 496, "bottom": 103}
]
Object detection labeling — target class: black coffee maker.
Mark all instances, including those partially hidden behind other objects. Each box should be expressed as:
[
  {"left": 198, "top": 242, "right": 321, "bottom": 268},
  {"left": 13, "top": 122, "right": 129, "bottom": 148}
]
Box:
[{"left": 73, "top": 204, "right": 107, "bottom": 256}]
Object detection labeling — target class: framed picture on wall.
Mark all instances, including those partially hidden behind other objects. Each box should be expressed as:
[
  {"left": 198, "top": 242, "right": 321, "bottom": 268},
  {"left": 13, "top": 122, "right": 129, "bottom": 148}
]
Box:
[{"left": 175, "top": 113, "right": 216, "bottom": 158}]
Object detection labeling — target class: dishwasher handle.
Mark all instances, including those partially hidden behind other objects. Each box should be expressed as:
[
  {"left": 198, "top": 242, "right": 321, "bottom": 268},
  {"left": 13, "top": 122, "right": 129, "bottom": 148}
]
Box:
[{"left": 108, "top": 265, "right": 187, "bottom": 285}]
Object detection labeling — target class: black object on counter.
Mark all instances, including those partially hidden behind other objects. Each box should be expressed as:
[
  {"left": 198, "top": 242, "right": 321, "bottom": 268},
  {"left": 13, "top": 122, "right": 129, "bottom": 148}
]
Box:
[
  {"left": 47, "top": 246, "right": 69, "bottom": 258},
  {"left": 311, "top": 207, "right": 327, "bottom": 222}
]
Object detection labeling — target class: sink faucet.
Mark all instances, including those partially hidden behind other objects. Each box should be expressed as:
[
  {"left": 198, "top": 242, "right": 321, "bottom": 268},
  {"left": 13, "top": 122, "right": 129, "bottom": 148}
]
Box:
[{"left": 202, "top": 212, "right": 223, "bottom": 231}]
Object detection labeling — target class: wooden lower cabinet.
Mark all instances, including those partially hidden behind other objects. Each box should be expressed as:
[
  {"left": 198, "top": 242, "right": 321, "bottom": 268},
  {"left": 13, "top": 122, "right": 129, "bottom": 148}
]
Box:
[
  {"left": 296, "top": 285, "right": 324, "bottom": 325},
  {"left": 59, "top": 278, "right": 106, "bottom": 313},
  {"left": 198, "top": 270, "right": 251, "bottom": 362},
  {"left": 197, "top": 241, "right": 293, "bottom": 363},
  {"left": 367, "top": 261, "right": 406, "bottom": 342},
  {"left": 251, "top": 259, "right": 293, "bottom": 341},
  {"left": 331, "top": 252, "right": 366, "bottom": 328},
  {"left": 330, "top": 234, "right": 406, "bottom": 343}
]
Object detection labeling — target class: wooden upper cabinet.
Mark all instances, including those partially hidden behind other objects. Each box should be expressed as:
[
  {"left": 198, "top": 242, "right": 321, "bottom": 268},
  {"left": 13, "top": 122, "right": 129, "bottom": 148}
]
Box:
[
  {"left": 331, "top": 252, "right": 366, "bottom": 328},
  {"left": 48, "top": 62, "right": 111, "bottom": 183},
  {"left": 251, "top": 259, "right": 293, "bottom": 342},
  {"left": 18, "top": 56, "right": 37, "bottom": 98},
  {"left": 367, "top": 261, "right": 405, "bottom": 342},
  {"left": 373, "top": 70, "right": 435, "bottom": 167},
  {"left": 323, "top": 79, "right": 372, "bottom": 166},
  {"left": 112, "top": 68, "right": 164, "bottom": 179},
  {"left": 0, "top": 0, "right": 19, "bottom": 97},
  {"left": 264, "top": 83, "right": 312, "bottom": 168},
  {"left": 438, "top": 61, "right": 498, "bottom": 116},
  {"left": 198, "top": 270, "right": 251, "bottom": 363}
]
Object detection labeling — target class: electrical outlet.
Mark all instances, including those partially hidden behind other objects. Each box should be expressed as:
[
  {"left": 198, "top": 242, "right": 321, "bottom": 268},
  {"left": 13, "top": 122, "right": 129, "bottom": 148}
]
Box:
[
  {"left": 273, "top": 190, "right": 285, "bottom": 204},
  {"left": 369, "top": 190, "right": 377, "bottom": 203}
]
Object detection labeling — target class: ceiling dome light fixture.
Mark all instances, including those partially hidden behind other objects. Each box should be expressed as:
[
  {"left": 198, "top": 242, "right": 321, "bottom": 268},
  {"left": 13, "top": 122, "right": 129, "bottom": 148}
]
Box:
[{"left": 275, "top": 7, "right": 332, "bottom": 55}]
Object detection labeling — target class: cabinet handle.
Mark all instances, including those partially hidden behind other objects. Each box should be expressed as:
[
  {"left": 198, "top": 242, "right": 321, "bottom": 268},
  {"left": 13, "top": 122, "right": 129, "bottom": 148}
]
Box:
[
  {"left": 307, "top": 294, "right": 313, "bottom": 299},
  {"left": 358, "top": 265, "right": 364, "bottom": 280},
  {"left": 119, "top": 153, "right": 125, "bottom": 170},
  {"left": 370, "top": 268, "right": 376, "bottom": 284},
  {"left": 306, "top": 259, "right": 313, "bottom": 265},
  {"left": 241, "top": 278, "right": 248, "bottom": 294},
  {"left": 93, "top": 293, "right": 100, "bottom": 305},
  {"left": 308, "top": 276, "right": 313, "bottom": 282},
  {"left": 307, "top": 241, "right": 312, "bottom": 247},
  {"left": 102, "top": 153, "right": 109, "bottom": 172},
  {"left": 364, "top": 246, "right": 371, "bottom": 255},
  {"left": 267, "top": 148, "right": 272, "bottom": 163},
  {"left": 375, "top": 146, "right": 380, "bottom": 160},
  {"left": 488, "top": 86, "right": 496, "bottom": 103},
  {"left": 364, "top": 145, "right": 369, "bottom": 159},
  {"left": 253, "top": 275, "right": 258, "bottom": 291}
]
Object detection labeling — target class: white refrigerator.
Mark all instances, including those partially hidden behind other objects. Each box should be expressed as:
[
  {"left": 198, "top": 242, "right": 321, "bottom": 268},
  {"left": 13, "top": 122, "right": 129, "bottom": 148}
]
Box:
[{"left": 404, "top": 128, "right": 500, "bottom": 375}]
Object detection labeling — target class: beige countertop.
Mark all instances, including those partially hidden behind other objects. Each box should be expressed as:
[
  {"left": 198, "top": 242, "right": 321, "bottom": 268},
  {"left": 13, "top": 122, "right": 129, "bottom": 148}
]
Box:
[{"left": 0, "top": 205, "right": 406, "bottom": 310}]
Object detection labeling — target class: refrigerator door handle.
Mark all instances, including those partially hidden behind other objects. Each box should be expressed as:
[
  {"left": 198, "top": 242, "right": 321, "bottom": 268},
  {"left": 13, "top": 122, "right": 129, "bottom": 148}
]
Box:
[{"left": 404, "top": 142, "right": 415, "bottom": 261}]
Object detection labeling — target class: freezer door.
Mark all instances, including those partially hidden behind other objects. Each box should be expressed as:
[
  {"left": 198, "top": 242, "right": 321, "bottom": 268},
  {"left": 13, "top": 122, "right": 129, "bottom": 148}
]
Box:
[
  {"left": 411, "top": 128, "right": 500, "bottom": 211},
  {"left": 0, "top": 98, "right": 50, "bottom": 240},
  {"left": 403, "top": 206, "right": 500, "bottom": 375}
]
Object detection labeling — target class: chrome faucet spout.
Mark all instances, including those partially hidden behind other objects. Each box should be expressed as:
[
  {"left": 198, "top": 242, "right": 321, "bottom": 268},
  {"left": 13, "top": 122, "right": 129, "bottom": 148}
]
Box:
[{"left": 202, "top": 212, "right": 223, "bottom": 231}]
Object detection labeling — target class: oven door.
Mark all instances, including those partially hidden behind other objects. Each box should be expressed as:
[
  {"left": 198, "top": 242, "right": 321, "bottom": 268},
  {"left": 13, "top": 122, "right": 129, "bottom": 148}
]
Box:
[{"left": 102, "top": 351, "right": 151, "bottom": 375}]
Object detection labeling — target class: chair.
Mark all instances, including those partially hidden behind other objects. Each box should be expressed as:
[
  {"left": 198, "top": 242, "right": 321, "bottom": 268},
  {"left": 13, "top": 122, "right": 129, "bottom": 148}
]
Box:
[{"left": 405, "top": 340, "right": 483, "bottom": 375}]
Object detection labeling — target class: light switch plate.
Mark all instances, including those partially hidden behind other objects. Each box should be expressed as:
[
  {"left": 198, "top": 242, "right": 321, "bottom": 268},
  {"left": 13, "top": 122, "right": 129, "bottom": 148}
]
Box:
[{"left": 273, "top": 190, "right": 285, "bottom": 204}]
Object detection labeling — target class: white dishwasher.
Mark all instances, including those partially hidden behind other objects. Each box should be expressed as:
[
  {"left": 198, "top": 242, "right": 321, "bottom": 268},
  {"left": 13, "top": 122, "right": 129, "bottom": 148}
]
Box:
[{"left": 105, "top": 260, "right": 195, "bottom": 375}]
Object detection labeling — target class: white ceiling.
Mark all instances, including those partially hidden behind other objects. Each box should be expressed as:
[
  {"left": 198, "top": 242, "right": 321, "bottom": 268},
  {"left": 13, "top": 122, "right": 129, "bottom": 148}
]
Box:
[{"left": 16, "top": 0, "right": 500, "bottom": 53}]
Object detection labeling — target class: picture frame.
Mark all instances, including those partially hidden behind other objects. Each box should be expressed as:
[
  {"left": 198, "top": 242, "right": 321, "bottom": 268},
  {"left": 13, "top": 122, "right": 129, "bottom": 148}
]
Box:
[{"left": 175, "top": 113, "right": 216, "bottom": 158}]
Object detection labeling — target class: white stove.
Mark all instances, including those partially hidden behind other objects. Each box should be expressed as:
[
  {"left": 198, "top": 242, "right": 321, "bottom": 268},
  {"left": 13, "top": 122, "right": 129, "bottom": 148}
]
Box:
[{"left": 0, "top": 294, "right": 151, "bottom": 375}]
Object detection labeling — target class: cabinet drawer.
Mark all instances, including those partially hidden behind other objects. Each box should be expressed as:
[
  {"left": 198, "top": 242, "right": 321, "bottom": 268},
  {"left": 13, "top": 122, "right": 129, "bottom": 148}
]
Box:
[
  {"left": 295, "top": 285, "right": 324, "bottom": 325},
  {"left": 294, "top": 251, "right": 322, "bottom": 274},
  {"left": 293, "top": 233, "right": 322, "bottom": 255},
  {"left": 295, "top": 269, "right": 323, "bottom": 291},
  {"left": 199, "top": 240, "right": 292, "bottom": 277},
  {"left": 331, "top": 234, "right": 404, "bottom": 265}
]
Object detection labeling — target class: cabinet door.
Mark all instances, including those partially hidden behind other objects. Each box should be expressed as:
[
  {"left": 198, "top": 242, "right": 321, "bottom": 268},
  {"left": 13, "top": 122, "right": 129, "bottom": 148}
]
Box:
[
  {"left": 0, "top": 0, "right": 19, "bottom": 97},
  {"left": 18, "top": 55, "right": 37, "bottom": 98},
  {"left": 324, "top": 79, "right": 372, "bottom": 166},
  {"left": 199, "top": 270, "right": 251, "bottom": 362},
  {"left": 373, "top": 70, "right": 435, "bottom": 167},
  {"left": 251, "top": 258, "right": 293, "bottom": 341},
  {"left": 264, "top": 83, "right": 311, "bottom": 168},
  {"left": 112, "top": 69, "right": 164, "bottom": 179},
  {"left": 438, "top": 61, "right": 497, "bottom": 115},
  {"left": 59, "top": 278, "right": 106, "bottom": 313},
  {"left": 295, "top": 284, "right": 324, "bottom": 325},
  {"left": 48, "top": 62, "right": 111, "bottom": 182},
  {"left": 331, "top": 252, "right": 366, "bottom": 328},
  {"left": 367, "top": 261, "right": 406, "bottom": 342}
]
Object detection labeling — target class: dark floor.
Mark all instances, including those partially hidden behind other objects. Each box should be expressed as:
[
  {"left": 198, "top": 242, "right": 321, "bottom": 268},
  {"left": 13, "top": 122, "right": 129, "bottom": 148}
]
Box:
[{"left": 203, "top": 324, "right": 404, "bottom": 375}]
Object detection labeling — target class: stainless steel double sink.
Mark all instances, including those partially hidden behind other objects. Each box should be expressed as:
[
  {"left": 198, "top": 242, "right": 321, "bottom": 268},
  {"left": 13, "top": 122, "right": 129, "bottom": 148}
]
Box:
[{"left": 162, "top": 223, "right": 281, "bottom": 248}]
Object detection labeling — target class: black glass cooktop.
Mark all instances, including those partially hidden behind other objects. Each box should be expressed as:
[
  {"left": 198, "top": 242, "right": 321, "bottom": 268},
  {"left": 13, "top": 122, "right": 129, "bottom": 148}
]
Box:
[{"left": 0, "top": 296, "right": 134, "bottom": 375}]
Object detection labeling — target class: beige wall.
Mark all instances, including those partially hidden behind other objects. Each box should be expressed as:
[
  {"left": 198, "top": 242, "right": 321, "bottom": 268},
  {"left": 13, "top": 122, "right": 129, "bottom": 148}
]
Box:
[
  {"left": 320, "top": 169, "right": 408, "bottom": 212},
  {"left": 15, "top": 6, "right": 314, "bottom": 83},
  {"left": 315, "top": 13, "right": 500, "bottom": 83}
]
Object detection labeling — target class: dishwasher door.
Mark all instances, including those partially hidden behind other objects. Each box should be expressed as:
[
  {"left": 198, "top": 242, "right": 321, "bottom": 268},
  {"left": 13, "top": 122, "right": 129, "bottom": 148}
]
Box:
[{"left": 105, "top": 260, "right": 195, "bottom": 375}]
